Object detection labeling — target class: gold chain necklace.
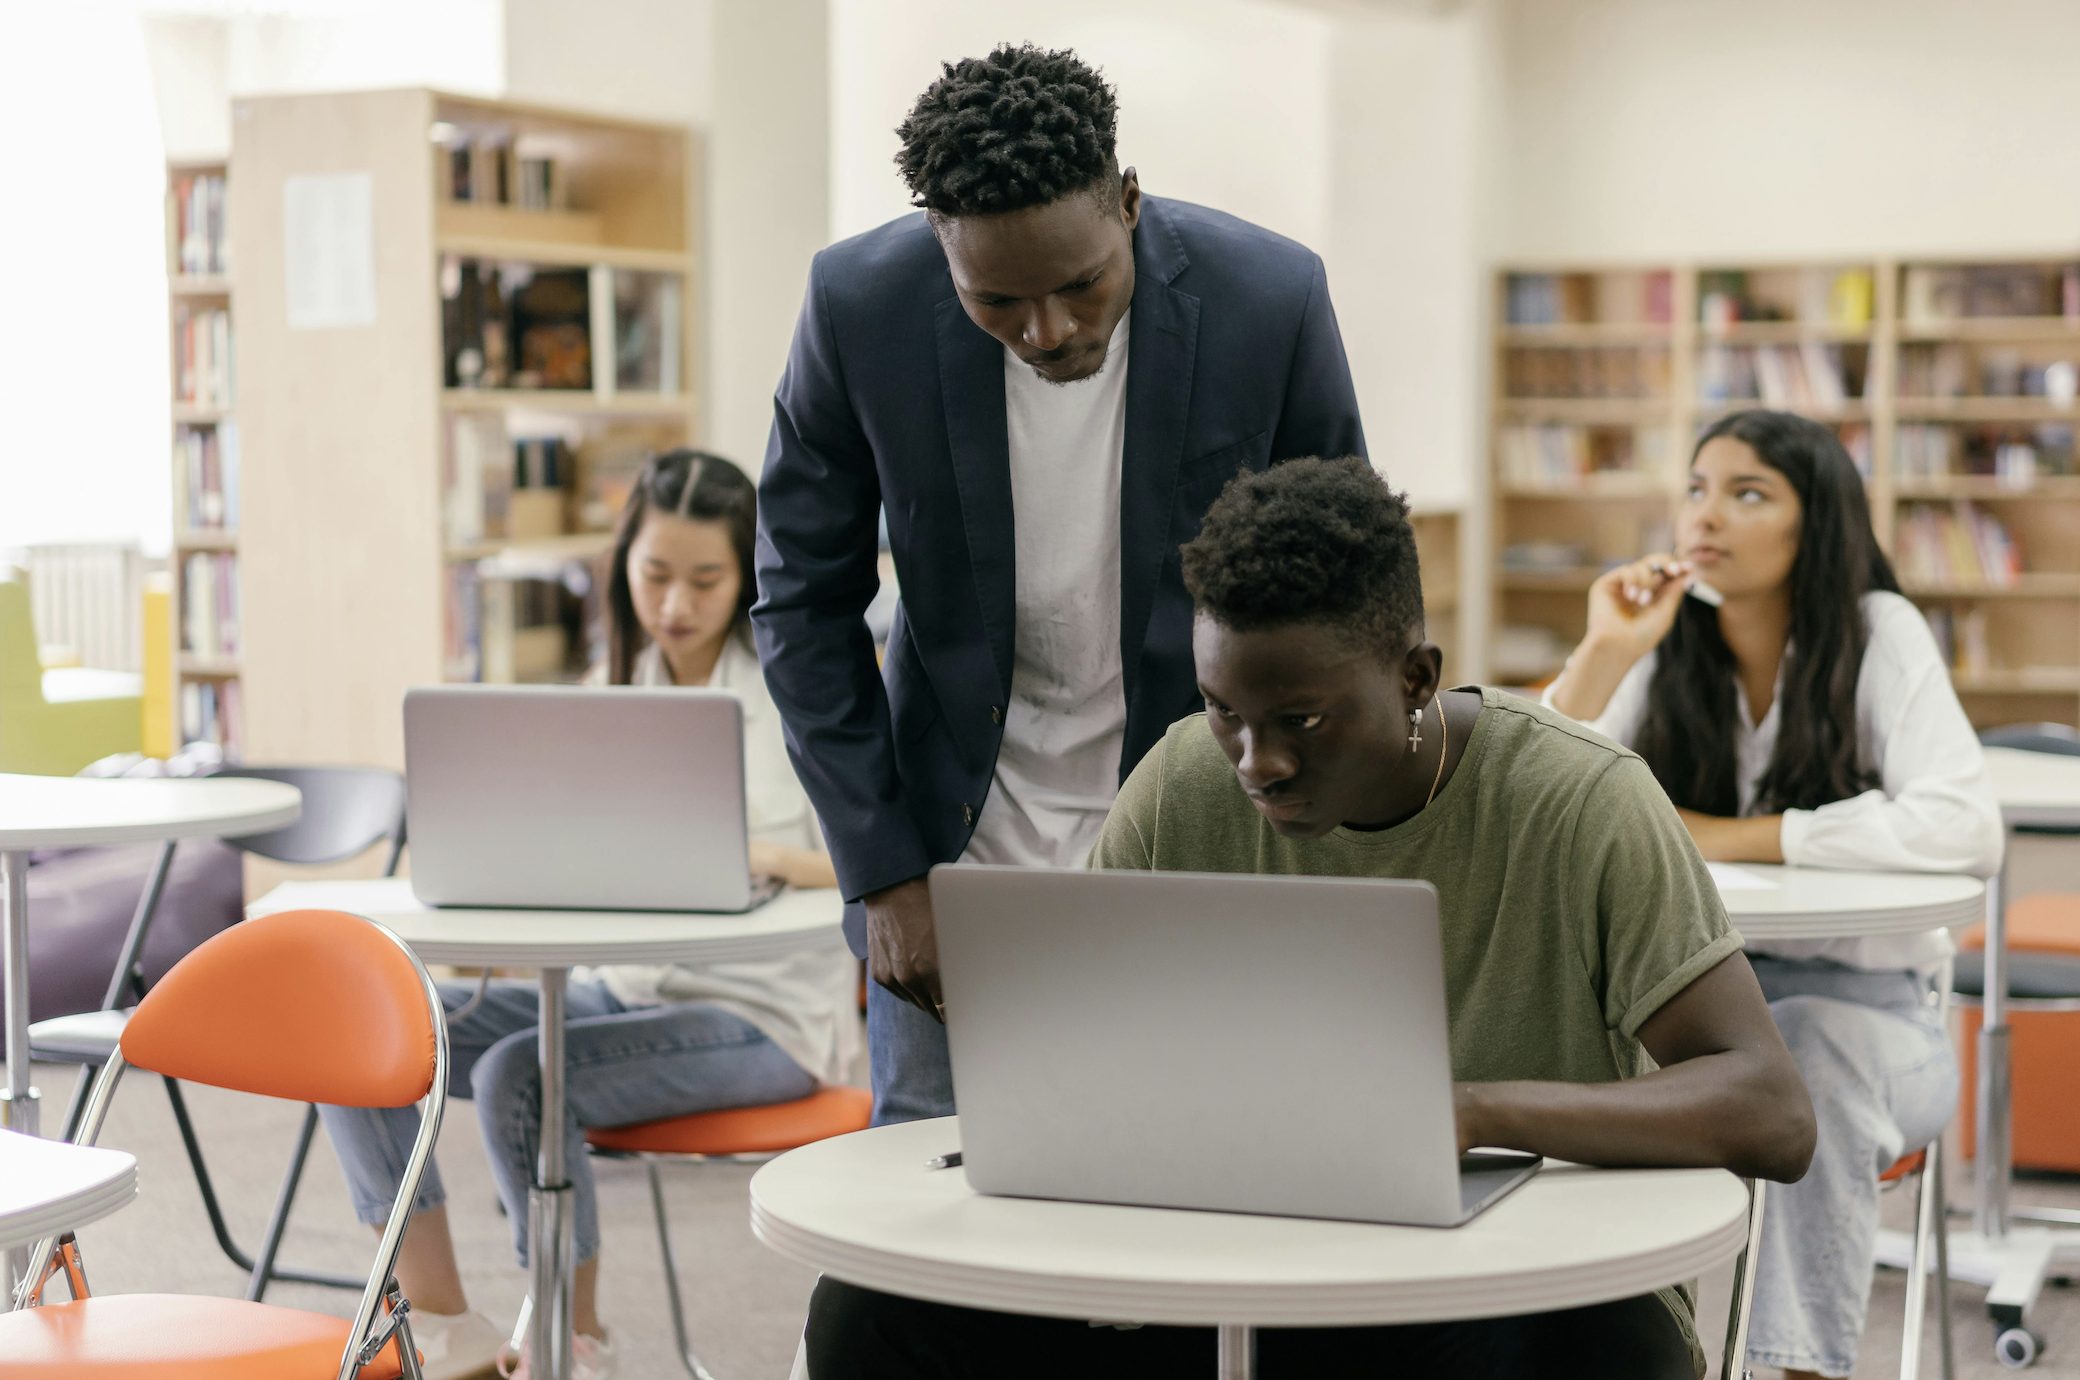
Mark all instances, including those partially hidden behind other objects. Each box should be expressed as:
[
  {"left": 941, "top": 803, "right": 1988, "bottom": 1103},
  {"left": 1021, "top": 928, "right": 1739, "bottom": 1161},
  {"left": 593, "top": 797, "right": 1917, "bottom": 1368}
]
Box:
[{"left": 1424, "top": 695, "right": 1450, "bottom": 809}]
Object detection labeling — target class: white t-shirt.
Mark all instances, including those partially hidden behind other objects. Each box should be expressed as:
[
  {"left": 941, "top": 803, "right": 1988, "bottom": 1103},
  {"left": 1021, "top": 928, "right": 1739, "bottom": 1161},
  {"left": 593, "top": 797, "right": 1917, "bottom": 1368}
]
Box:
[
  {"left": 577, "top": 630, "right": 861, "bottom": 1085},
  {"left": 1547, "top": 590, "right": 2004, "bottom": 974},
  {"left": 962, "top": 313, "right": 1133, "bottom": 871}
]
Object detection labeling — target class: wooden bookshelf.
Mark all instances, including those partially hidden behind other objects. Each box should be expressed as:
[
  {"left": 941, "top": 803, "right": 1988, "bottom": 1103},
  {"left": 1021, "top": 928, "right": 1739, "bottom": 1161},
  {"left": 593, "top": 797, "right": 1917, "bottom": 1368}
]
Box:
[
  {"left": 1409, "top": 509, "right": 1462, "bottom": 670},
  {"left": 1490, "top": 256, "right": 2080, "bottom": 730},
  {"left": 227, "top": 90, "right": 699, "bottom": 771},
  {"left": 167, "top": 157, "right": 242, "bottom": 757}
]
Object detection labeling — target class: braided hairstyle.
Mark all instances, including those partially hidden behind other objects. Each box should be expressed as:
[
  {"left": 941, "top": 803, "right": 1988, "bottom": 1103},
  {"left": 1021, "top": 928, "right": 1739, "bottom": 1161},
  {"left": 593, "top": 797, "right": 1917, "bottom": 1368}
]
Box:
[{"left": 895, "top": 43, "right": 1121, "bottom": 218}]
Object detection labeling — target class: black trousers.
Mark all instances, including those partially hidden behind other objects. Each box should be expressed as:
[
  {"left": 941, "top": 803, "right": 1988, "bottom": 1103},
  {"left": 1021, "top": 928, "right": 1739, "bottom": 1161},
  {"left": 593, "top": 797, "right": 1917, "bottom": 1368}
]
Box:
[{"left": 806, "top": 1278, "right": 1698, "bottom": 1380}]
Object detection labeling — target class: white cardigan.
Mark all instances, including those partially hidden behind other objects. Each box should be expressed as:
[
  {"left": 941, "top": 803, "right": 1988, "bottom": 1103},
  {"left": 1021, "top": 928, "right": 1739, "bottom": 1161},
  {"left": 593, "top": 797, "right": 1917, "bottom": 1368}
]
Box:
[
  {"left": 578, "top": 631, "right": 859, "bottom": 1083},
  {"left": 1547, "top": 591, "right": 2003, "bottom": 973}
]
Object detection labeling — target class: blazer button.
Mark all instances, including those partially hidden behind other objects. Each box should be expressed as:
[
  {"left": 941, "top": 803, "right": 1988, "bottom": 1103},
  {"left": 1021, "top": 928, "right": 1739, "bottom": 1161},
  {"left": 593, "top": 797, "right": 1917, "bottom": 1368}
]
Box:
[
  {"left": 990, "top": 704, "right": 1002, "bottom": 725},
  {"left": 961, "top": 803, "right": 975, "bottom": 827}
]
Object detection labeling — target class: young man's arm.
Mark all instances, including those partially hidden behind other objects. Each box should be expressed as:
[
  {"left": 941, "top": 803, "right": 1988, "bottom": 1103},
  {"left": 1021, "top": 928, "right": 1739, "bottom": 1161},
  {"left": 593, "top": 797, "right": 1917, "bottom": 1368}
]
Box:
[{"left": 1455, "top": 952, "right": 1816, "bottom": 1183}]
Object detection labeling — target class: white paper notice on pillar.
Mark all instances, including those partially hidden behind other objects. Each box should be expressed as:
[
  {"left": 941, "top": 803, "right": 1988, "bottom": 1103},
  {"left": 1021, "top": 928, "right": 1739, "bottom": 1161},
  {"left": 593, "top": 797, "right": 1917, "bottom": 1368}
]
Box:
[{"left": 282, "top": 171, "right": 378, "bottom": 331}]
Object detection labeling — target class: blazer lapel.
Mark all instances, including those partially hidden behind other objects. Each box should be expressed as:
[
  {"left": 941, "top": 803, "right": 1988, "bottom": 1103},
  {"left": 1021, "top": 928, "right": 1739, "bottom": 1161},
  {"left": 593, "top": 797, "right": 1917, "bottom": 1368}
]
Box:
[
  {"left": 1118, "top": 201, "right": 1199, "bottom": 711},
  {"left": 936, "top": 297, "right": 1015, "bottom": 697}
]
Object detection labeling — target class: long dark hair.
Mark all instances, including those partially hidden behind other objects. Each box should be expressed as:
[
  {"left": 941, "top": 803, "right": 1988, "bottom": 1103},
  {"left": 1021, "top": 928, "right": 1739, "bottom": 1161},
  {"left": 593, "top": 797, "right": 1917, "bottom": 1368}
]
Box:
[
  {"left": 602, "top": 449, "right": 757, "bottom": 685},
  {"left": 1633, "top": 410, "right": 1901, "bottom": 815}
]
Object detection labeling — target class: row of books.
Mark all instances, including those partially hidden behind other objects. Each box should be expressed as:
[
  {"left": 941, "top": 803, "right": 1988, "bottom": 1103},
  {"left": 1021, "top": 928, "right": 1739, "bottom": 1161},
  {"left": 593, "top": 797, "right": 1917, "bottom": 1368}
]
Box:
[
  {"left": 444, "top": 416, "right": 662, "bottom": 546},
  {"left": 1899, "top": 343, "right": 2080, "bottom": 401},
  {"left": 1896, "top": 423, "right": 2079, "bottom": 483},
  {"left": 180, "top": 680, "right": 241, "bottom": 757},
  {"left": 180, "top": 553, "right": 240, "bottom": 658},
  {"left": 1922, "top": 607, "right": 1995, "bottom": 679},
  {"left": 1497, "top": 425, "right": 1670, "bottom": 489},
  {"left": 176, "top": 422, "right": 239, "bottom": 530},
  {"left": 1893, "top": 503, "right": 2024, "bottom": 588},
  {"left": 1697, "top": 343, "right": 1862, "bottom": 409},
  {"left": 1503, "top": 347, "right": 1672, "bottom": 400},
  {"left": 174, "top": 306, "right": 233, "bottom": 409},
  {"left": 171, "top": 171, "right": 228, "bottom": 277},
  {"left": 1903, "top": 263, "right": 2080, "bottom": 325},
  {"left": 442, "top": 134, "right": 565, "bottom": 211},
  {"left": 1504, "top": 271, "right": 1674, "bottom": 327},
  {"left": 1698, "top": 267, "right": 1874, "bottom": 331}
]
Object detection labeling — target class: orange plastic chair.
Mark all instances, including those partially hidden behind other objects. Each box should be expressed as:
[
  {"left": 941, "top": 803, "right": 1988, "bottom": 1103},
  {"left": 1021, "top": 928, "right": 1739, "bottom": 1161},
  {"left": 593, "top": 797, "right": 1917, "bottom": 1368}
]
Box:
[
  {"left": 578, "top": 1086, "right": 873, "bottom": 1379},
  {"left": 0, "top": 908, "right": 449, "bottom": 1380}
]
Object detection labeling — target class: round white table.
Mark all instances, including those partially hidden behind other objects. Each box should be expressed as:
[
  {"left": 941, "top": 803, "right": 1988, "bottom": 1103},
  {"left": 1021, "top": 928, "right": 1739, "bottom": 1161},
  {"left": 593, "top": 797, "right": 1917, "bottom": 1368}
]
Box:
[
  {"left": 1, "top": 1127, "right": 137, "bottom": 1310},
  {"left": 752, "top": 1117, "right": 1750, "bottom": 1378},
  {"left": 1708, "top": 862, "right": 1986, "bottom": 943},
  {"left": 0, "top": 773, "right": 301, "bottom": 1142},
  {"left": 248, "top": 877, "right": 849, "bottom": 1380}
]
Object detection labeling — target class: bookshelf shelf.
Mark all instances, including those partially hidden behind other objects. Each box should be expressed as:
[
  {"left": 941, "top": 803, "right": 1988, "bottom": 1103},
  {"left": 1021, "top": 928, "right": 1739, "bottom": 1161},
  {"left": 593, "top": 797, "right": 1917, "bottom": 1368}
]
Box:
[
  {"left": 170, "top": 275, "right": 232, "bottom": 299},
  {"left": 173, "top": 529, "right": 238, "bottom": 553},
  {"left": 1895, "top": 397, "right": 2080, "bottom": 423},
  {"left": 1900, "top": 317, "right": 2080, "bottom": 343},
  {"left": 177, "top": 656, "right": 241, "bottom": 679},
  {"left": 231, "top": 89, "right": 699, "bottom": 770},
  {"left": 440, "top": 388, "right": 691, "bottom": 417},
  {"left": 171, "top": 404, "right": 227, "bottom": 425},
  {"left": 1492, "top": 255, "right": 2080, "bottom": 727}
]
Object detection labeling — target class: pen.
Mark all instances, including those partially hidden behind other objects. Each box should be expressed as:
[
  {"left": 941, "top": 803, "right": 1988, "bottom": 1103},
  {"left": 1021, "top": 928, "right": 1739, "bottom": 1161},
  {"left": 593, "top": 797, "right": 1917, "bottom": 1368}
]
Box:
[{"left": 925, "top": 1151, "right": 963, "bottom": 1170}]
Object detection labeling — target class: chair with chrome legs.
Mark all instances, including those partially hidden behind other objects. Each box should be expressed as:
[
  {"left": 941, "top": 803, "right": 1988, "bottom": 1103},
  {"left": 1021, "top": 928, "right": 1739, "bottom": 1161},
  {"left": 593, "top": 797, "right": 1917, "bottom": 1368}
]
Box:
[
  {"left": 1876, "top": 956, "right": 1958, "bottom": 1380},
  {"left": 27, "top": 764, "right": 406, "bottom": 1301},
  {"left": 0, "top": 907, "right": 448, "bottom": 1379},
  {"left": 573, "top": 1087, "right": 874, "bottom": 1379}
]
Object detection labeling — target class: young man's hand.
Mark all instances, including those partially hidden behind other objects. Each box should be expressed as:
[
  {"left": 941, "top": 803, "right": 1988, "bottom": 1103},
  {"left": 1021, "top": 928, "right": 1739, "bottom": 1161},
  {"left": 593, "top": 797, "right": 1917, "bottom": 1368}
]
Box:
[{"left": 865, "top": 876, "right": 944, "bottom": 1021}]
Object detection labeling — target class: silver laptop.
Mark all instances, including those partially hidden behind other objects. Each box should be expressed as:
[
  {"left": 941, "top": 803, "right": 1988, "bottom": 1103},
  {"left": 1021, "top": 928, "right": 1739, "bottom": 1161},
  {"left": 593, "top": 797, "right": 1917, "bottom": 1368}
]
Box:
[
  {"left": 931, "top": 865, "right": 1540, "bottom": 1227},
  {"left": 404, "top": 684, "right": 780, "bottom": 912}
]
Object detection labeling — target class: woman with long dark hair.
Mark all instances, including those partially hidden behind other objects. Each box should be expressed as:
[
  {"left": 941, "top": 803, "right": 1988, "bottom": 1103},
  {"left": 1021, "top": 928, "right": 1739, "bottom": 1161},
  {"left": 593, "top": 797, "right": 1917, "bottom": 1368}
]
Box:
[
  {"left": 1546, "top": 409, "right": 2002, "bottom": 1380},
  {"left": 322, "top": 450, "right": 852, "bottom": 1380}
]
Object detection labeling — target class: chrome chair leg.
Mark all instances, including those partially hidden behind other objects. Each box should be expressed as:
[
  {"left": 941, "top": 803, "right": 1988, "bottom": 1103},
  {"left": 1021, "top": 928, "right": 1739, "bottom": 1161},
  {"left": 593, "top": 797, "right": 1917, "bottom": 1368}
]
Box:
[
  {"left": 646, "top": 1159, "right": 722, "bottom": 1380},
  {"left": 1722, "top": 1179, "right": 1766, "bottom": 1380},
  {"left": 1929, "top": 1139, "right": 1955, "bottom": 1380}
]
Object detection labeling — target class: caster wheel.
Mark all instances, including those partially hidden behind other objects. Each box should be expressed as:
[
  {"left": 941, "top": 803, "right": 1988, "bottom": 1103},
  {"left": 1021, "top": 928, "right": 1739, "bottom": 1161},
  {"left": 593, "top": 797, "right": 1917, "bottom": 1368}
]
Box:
[{"left": 1995, "top": 1326, "right": 2043, "bottom": 1368}]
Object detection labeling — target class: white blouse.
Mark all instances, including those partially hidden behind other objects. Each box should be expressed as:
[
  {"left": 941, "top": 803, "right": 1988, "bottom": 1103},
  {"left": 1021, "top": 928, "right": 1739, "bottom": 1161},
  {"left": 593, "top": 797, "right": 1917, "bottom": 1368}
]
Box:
[
  {"left": 577, "top": 630, "right": 860, "bottom": 1084},
  {"left": 1547, "top": 591, "right": 2003, "bottom": 974}
]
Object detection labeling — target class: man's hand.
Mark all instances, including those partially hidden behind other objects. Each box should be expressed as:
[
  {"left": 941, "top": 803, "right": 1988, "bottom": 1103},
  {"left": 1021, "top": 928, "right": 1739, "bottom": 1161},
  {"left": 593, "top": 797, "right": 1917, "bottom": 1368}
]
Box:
[
  {"left": 865, "top": 876, "right": 943, "bottom": 1021},
  {"left": 1454, "top": 1084, "right": 1487, "bottom": 1156}
]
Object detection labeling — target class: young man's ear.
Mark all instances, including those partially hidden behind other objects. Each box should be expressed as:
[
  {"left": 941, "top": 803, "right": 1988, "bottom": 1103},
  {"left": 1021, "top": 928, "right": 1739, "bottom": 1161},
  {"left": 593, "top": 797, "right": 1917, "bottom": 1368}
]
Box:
[
  {"left": 1399, "top": 640, "right": 1445, "bottom": 713},
  {"left": 1118, "top": 168, "right": 1142, "bottom": 230}
]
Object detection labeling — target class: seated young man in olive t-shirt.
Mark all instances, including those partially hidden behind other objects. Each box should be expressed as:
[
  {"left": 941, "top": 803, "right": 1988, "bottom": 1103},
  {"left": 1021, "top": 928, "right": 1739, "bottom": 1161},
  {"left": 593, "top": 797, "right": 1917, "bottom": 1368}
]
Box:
[{"left": 806, "top": 457, "right": 1816, "bottom": 1380}]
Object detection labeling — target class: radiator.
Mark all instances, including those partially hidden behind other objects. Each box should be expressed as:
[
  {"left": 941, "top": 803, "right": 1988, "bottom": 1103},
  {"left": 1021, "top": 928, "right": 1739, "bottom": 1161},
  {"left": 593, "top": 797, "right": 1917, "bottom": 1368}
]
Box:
[{"left": 3, "top": 542, "right": 150, "bottom": 673}]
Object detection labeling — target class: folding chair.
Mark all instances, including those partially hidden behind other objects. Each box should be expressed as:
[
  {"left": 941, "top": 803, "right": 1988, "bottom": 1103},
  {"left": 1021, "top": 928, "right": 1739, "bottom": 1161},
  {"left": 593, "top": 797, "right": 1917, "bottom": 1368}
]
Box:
[
  {"left": 0, "top": 907, "right": 447, "bottom": 1378},
  {"left": 28, "top": 763, "right": 406, "bottom": 1299}
]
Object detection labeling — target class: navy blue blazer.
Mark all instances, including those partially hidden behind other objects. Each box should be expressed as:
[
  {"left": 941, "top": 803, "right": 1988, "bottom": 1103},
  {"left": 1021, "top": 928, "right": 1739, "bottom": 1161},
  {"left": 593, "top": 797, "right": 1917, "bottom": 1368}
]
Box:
[{"left": 752, "top": 195, "right": 1367, "bottom": 952}]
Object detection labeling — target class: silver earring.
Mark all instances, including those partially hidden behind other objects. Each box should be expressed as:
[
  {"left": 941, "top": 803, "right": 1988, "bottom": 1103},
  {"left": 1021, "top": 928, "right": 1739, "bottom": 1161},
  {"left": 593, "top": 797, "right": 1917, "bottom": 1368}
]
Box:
[{"left": 1407, "top": 706, "right": 1424, "bottom": 753}]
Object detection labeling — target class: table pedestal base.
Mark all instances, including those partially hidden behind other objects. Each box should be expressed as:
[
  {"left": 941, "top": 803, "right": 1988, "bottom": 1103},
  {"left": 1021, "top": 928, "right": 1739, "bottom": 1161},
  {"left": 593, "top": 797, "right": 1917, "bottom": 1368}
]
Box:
[
  {"left": 1875, "top": 1224, "right": 2080, "bottom": 1325},
  {"left": 527, "top": 1182, "right": 576, "bottom": 1378},
  {"left": 1217, "top": 1323, "right": 1254, "bottom": 1379}
]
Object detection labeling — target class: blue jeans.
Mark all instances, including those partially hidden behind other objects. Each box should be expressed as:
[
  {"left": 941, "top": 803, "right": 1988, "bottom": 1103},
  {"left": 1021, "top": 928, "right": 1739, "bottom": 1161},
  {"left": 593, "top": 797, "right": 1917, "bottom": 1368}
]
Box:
[
  {"left": 318, "top": 978, "right": 818, "bottom": 1266},
  {"left": 1744, "top": 957, "right": 1959, "bottom": 1378},
  {"left": 866, "top": 978, "right": 954, "bottom": 1125}
]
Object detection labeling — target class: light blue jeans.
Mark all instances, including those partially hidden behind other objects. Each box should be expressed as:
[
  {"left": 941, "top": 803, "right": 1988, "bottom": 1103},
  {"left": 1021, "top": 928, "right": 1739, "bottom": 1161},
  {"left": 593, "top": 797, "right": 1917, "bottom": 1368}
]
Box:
[
  {"left": 865, "top": 978, "right": 955, "bottom": 1125},
  {"left": 1744, "top": 956, "right": 1959, "bottom": 1378},
  {"left": 318, "top": 978, "right": 818, "bottom": 1266}
]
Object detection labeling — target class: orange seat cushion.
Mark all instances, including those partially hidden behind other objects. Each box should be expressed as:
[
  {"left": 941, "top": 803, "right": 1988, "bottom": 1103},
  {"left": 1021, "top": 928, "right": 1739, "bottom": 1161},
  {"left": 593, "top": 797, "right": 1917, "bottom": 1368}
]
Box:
[
  {"left": 1957, "top": 1002, "right": 2080, "bottom": 1174},
  {"left": 1957, "top": 894, "right": 2080, "bottom": 959},
  {"left": 585, "top": 1086, "right": 872, "bottom": 1156},
  {"left": 1880, "top": 1149, "right": 1926, "bottom": 1183},
  {"left": 0, "top": 1294, "right": 407, "bottom": 1377}
]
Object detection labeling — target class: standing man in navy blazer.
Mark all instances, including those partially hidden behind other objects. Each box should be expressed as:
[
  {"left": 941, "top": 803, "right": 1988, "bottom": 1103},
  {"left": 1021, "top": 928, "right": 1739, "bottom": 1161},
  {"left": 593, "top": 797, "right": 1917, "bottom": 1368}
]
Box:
[{"left": 753, "top": 44, "right": 1366, "bottom": 1125}]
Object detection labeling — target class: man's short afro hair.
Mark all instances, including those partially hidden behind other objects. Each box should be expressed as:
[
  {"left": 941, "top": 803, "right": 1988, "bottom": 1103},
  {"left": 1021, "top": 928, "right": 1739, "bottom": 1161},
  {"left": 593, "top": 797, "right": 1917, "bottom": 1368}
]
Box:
[
  {"left": 1181, "top": 457, "right": 1425, "bottom": 658},
  {"left": 895, "top": 43, "right": 1120, "bottom": 218}
]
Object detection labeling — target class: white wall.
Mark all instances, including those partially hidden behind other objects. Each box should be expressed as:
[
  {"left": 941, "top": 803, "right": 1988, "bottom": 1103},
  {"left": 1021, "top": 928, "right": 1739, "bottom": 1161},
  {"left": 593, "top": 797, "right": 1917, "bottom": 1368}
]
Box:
[
  {"left": 1497, "top": 0, "right": 2080, "bottom": 261},
  {"left": 829, "top": 0, "right": 1335, "bottom": 246},
  {"left": 503, "top": 0, "right": 710, "bottom": 125}
]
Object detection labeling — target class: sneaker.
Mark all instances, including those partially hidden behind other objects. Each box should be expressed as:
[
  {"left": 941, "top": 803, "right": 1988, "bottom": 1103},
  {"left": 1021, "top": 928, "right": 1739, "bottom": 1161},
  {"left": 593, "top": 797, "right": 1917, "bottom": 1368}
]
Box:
[
  {"left": 498, "top": 1331, "right": 617, "bottom": 1380},
  {"left": 408, "top": 1308, "right": 507, "bottom": 1380}
]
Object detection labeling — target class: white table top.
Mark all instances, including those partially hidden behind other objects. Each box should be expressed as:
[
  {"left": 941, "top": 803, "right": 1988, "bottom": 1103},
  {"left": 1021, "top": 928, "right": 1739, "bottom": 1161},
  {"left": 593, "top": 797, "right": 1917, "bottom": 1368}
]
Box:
[
  {"left": 1984, "top": 746, "right": 2080, "bottom": 828},
  {"left": 1710, "top": 863, "right": 1986, "bottom": 941},
  {"left": 0, "top": 1130, "right": 138, "bottom": 1251},
  {"left": 0, "top": 773, "right": 301, "bottom": 851},
  {"left": 750, "top": 1118, "right": 1750, "bottom": 1328},
  {"left": 248, "top": 877, "right": 848, "bottom": 966}
]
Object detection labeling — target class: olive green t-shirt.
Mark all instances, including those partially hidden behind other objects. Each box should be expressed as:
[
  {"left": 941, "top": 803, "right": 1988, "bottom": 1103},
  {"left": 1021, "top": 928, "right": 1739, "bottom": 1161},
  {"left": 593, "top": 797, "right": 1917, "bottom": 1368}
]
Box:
[{"left": 1089, "top": 687, "right": 1742, "bottom": 1372}]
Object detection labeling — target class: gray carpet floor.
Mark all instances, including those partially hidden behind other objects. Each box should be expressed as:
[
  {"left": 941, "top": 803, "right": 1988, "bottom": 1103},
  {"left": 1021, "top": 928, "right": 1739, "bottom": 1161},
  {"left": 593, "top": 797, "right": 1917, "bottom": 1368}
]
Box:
[{"left": 31, "top": 1056, "right": 2080, "bottom": 1379}]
